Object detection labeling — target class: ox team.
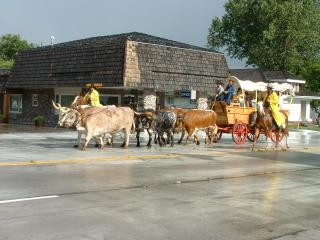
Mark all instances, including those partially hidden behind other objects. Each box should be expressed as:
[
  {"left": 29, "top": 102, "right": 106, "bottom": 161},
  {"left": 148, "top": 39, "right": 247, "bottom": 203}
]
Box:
[
  {"left": 53, "top": 84, "right": 218, "bottom": 149},
  {"left": 53, "top": 81, "right": 284, "bottom": 150}
]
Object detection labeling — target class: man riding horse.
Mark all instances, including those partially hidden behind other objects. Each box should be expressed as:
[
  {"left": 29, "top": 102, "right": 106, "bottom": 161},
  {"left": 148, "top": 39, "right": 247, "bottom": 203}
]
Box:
[
  {"left": 251, "top": 83, "right": 289, "bottom": 151},
  {"left": 264, "top": 83, "right": 286, "bottom": 129}
]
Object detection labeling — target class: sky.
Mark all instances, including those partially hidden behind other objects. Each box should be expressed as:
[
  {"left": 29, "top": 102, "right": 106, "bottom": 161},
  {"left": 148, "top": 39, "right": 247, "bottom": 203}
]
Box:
[{"left": 0, "top": 0, "right": 246, "bottom": 68}]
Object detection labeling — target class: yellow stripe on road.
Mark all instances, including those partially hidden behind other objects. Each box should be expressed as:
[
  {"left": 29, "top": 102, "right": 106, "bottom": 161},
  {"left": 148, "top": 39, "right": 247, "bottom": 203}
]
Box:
[
  {"left": 0, "top": 154, "right": 178, "bottom": 167},
  {"left": 0, "top": 151, "right": 227, "bottom": 167},
  {"left": 0, "top": 146, "right": 318, "bottom": 167}
]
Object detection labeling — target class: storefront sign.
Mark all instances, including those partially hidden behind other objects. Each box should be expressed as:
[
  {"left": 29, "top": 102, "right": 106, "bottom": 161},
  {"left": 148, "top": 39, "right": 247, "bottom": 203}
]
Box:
[{"left": 191, "top": 90, "right": 197, "bottom": 100}]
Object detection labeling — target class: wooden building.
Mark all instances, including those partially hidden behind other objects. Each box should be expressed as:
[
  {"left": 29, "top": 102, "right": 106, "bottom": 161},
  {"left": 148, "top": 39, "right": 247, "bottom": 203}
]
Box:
[{"left": 6, "top": 32, "right": 229, "bottom": 125}]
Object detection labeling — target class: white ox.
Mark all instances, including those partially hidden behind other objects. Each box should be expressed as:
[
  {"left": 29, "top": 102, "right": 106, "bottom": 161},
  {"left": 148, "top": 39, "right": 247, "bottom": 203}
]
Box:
[
  {"left": 53, "top": 102, "right": 135, "bottom": 150},
  {"left": 53, "top": 101, "right": 115, "bottom": 148},
  {"left": 70, "top": 96, "right": 117, "bottom": 147}
]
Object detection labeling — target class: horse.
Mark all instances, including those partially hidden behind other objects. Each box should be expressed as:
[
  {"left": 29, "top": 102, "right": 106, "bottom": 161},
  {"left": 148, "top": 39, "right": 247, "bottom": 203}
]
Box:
[{"left": 252, "top": 101, "right": 289, "bottom": 151}]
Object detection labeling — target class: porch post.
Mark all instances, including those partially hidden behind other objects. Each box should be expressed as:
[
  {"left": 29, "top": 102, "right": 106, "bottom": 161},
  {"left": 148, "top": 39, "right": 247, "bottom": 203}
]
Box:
[{"left": 3, "top": 93, "right": 9, "bottom": 123}]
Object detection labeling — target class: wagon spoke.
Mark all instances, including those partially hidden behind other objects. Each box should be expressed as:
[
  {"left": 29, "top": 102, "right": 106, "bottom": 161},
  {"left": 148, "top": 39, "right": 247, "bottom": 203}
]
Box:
[{"left": 232, "top": 122, "right": 248, "bottom": 145}]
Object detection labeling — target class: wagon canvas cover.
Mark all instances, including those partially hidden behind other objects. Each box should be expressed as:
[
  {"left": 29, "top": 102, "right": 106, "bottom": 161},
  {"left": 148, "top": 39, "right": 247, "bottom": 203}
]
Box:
[{"left": 230, "top": 76, "right": 295, "bottom": 95}]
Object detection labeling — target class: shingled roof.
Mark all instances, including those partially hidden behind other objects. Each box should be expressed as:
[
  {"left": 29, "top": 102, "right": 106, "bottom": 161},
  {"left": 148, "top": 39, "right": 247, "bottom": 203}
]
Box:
[
  {"left": 39, "top": 32, "right": 218, "bottom": 53},
  {"left": 229, "top": 69, "right": 265, "bottom": 82},
  {"left": 0, "top": 68, "right": 10, "bottom": 93},
  {"left": 7, "top": 32, "right": 227, "bottom": 90},
  {"left": 230, "top": 68, "right": 304, "bottom": 82}
]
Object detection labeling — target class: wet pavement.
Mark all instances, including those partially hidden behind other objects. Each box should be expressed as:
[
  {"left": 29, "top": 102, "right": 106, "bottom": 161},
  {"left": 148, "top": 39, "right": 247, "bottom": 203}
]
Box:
[{"left": 0, "top": 124, "right": 320, "bottom": 240}]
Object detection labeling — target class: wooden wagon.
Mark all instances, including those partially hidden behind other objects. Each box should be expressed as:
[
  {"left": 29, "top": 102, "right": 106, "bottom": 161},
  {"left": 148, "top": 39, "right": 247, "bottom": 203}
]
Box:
[
  {"left": 212, "top": 76, "right": 294, "bottom": 145},
  {"left": 214, "top": 102, "right": 256, "bottom": 144}
]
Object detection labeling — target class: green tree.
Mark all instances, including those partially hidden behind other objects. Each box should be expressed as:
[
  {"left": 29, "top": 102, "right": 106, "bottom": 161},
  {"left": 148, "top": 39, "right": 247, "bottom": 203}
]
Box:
[
  {"left": 302, "top": 61, "right": 320, "bottom": 93},
  {"left": 208, "top": 0, "right": 320, "bottom": 73},
  {"left": 310, "top": 100, "right": 320, "bottom": 124},
  {"left": 302, "top": 61, "right": 320, "bottom": 123},
  {"left": 0, "top": 34, "right": 36, "bottom": 68}
]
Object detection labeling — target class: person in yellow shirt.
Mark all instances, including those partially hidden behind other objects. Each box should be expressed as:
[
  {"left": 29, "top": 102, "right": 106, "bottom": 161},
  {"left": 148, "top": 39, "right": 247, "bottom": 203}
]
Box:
[
  {"left": 85, "top": 84, "right": 102, "bottom": 107},
  {"left": 264, "top": 84, "right": 285, "bottom": 128}
]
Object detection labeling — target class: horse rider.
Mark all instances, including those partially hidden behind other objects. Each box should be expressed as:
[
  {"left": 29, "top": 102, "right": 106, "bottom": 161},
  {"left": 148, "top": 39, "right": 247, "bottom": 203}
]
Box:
[
  {"left": 264, "top": 83, "right": 286, "bottom": 129},
  {"left": 84, "top": 84, "right": 102, "bottom": 107},
  {"left": 223, "top": 78, "right": 236, "bottom": 105},
  {"left": 208, "top": 81, "right": 224, "bottom": 105}
]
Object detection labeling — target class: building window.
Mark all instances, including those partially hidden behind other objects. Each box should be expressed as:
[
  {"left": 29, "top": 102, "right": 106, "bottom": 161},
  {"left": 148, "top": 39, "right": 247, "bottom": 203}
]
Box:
[
  {"left": 55, "top": 95, "right": 75, "bottom": 106},
  {"left": 123, "top": 95, "right": 135, "bottom": 106},
  {"left": 190, "top": 99, "right": 197, "bottom": 105},
  {"left": 9, "top": 95, "right": 22, "bottom": 113},
  {"left": 32, "top": 94, "right": 38, "bottom": 107},
  {"left": 167, "top": 96, "right": 174, "bottom": 105},
  {"left": 100, "top": 95, "right": 121, "bottom": 106},
  {"left": 137, "top": 96, "right": 144, "bottom": 109},
  {"left": 293, "top": 83, "right": 300, "bottom": 93}
]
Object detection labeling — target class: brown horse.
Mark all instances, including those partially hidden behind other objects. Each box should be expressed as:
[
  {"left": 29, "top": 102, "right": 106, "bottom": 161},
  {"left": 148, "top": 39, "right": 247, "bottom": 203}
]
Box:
[{"left": 252, "top": 101, "right": 289, "bottom": 151}]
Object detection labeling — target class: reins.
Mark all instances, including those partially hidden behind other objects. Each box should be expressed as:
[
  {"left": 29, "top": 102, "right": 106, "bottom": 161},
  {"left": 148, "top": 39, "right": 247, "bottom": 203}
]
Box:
[{"left": 67, "top": 106, "right": 113, "bottom": 127}]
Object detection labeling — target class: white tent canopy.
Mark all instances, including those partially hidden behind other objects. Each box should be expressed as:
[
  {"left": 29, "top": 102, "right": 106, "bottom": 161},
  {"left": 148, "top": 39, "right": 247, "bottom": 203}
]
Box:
[{"left": 230, "top": 76, "right": 295, "bottom": 96}]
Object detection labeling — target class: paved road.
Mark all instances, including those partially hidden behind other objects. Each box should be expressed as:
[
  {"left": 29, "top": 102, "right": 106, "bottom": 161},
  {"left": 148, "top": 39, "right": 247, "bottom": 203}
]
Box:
[{"left": 0, "top": 125, "right": 320, "bottom": 240}]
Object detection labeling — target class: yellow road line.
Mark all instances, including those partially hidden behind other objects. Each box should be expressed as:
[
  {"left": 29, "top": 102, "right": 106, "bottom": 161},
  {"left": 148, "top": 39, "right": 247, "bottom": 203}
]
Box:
[
  {"left": 0, "top": 151, "right": 228, "bottom": 167},
  {"left": 0, "top": 146, "right": 318, "bottom": 167},
  {"left": 0, "top": 154, "right": 178, "bottom": 167}
]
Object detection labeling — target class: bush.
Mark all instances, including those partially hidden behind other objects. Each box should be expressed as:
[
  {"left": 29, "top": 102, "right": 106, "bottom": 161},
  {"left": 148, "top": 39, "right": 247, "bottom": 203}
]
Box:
[{"left": 33, "top": 115, "right": 47, "bottom": 123}]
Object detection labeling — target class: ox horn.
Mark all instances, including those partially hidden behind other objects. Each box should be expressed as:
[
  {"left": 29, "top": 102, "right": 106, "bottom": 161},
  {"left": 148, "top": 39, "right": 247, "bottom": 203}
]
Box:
[
  {"left": 57, "top": 103, "right": 70, "bottom": 113},
  {"left": 52, "top": 100, "right": 60, "bottom": 110},
  {"left": 134, "top": 111, "right": 142, "bottom": 117}
]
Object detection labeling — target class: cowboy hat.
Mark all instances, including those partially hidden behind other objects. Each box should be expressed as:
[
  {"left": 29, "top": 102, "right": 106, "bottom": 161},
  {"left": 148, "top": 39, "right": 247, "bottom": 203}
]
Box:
[{"left": 266, "top": 83, "right": 273, "bottom": 89}]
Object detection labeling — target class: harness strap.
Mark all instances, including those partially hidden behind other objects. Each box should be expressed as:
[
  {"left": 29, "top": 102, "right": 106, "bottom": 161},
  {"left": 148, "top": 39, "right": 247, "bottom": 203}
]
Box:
[{"left": 69, "top": 107, "right": 112, "bottom": 128}]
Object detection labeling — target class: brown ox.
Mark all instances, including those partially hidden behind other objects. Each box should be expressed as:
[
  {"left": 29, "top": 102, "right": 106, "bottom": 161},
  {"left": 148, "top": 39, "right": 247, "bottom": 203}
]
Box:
[
  {"left": 181, "top": 109, "right": 218, "bottom": 145},
  {"left": 168, "top": 106, "right": 191, "bottom": 144},
  {"left": 56, "top": 105, "right": 135, "bottom": 150},
  {"left": 168, "top": 106, "right": 214, "bottom": 145}
]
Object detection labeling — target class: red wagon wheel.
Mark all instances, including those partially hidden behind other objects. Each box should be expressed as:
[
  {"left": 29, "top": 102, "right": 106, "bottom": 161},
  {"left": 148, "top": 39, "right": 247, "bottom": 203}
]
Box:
[
  {"left": 232, "top": 122, "right": 248, "bottom": 145},
  {"left": 270, "top": 130, "right": 284, "bottom": 143}
]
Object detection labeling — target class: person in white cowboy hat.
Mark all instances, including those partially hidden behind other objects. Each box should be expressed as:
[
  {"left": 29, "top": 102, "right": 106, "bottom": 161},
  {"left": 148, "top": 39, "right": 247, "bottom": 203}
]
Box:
[{"left": 264, "top": 83, "right": 286, "bottom": 128}]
